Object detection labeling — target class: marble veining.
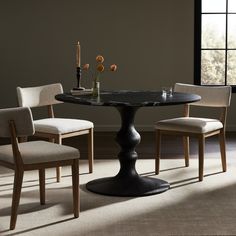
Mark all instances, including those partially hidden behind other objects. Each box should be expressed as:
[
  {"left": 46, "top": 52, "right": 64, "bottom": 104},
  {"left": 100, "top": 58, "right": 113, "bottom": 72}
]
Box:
[{"left": 55, "top": 90, "right": 201, "bottom": 107}]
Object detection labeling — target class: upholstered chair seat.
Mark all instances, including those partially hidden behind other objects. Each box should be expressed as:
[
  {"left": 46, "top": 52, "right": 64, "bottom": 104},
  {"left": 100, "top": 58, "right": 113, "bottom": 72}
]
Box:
[
  {"left": 34, "top": 118, "right": 93, "bottom": 134},
  {"left": 155, "top": 117, "right": 223, "bottom": 134},
  {"left": 0, "top": 141, "right": 79, "bottom": 164}
]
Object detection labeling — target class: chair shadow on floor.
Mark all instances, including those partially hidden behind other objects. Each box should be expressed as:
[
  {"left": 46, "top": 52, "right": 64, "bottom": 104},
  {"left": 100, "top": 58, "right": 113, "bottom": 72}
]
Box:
[
  {"left": 0, "top": 217, "right": 75, "bottom": 236},
  {"left": 68, "top": 183, "right": 132, "bottom": 212},
  {"left": 170, "top": 171, "right": 223, "bottom": 189},
  {"left": 0, "top": 178, "right": 57, "bottom": 193},
  {"left": 139, "top": 165, "right": 224, "bottom": 189},
  {"left": 140, "top": 165, "right": 187, "bottom": 177},
  {"left": 0, "top": 180, "right": 132, "bottom": 234}
]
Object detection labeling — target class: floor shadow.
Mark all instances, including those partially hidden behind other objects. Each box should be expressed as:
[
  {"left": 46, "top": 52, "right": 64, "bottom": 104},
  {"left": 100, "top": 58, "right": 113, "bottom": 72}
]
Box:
[
  {"left": 169, "top": 171, "right": 224, "bottom": 189},
  {"left": 0, "top": 182, "right": 132, "bottom": 218},
  {"left": 160, "top": 165, "right": 187, "bottom": 172},
  {"left": 60, "top": 184, "right": 133, "bottom": 213},
  {"left": 0, "top": 217, "right": 75, "bottom": 236},
  {"left": 0, "top": 181, "right": 56, "bottom": 194},
  {"left": 62, "top": 171, "right": 90, "bottom": 178},
  {"left": 170, "top": 177, "right": 198, "bottom": 186},
  {"left": 139, "top": 166, "right": 187, "bottom": 177},
  {"left": 0, "top": 176, "right": 59, "bottom": 188},
  {"left": 170, "top": 179, "right": 199, "bottom": 189},
  {"left": 72, "top": 180, "right": 236, "bottom": 236},
  {"left": 0, "top": 183, "right": 13, "bottom": 188},
  {"left": 0, "top": 173, "right": 14, "bottom": 178},
  {"left": 0, "top": 202, "right": 55, "bottom": 217},
  {"left": 204, "top": 171, "right": 223, "bottom": 177},
  {"left": 139, "top": 171, "right": 155, "bottom": 177}
]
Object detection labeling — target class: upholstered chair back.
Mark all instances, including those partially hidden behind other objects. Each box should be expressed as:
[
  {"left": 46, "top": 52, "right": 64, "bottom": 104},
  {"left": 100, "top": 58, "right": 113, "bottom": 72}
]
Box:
[
  {"left": 17, "top": 83, "right": 63, "bottom": 107},
  {"left": 0, "top": 107, "right": 35, "bottom": 137},
  {"left": 174, "top": 83, "right": 231, "bottom": 107}
]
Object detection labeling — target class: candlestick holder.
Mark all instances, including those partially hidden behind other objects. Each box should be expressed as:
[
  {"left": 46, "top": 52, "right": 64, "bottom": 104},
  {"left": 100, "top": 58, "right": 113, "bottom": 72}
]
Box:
[{"left": 73, "top": 67, "right": 85, "bottom": 90}]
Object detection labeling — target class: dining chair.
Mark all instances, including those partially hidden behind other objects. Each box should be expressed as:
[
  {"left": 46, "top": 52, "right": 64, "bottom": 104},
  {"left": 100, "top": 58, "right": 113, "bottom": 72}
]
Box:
[
  {"left": 0, "top": 107, "right": 80, "bottom": 230},
  {"left": 155, "top": 83, "right": 231, "bottom": 181},
  {"left": 16, "top": 83, "right": 94, "bottom": 182}
]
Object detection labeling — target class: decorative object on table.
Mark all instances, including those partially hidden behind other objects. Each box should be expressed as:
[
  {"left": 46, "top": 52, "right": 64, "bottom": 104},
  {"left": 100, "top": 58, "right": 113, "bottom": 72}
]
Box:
[
  {"left": 73, "top": 41, "right": 85, "bottom": 90},
  {"left": 82, "top": 55, "right": 117, "bottom": 97}
]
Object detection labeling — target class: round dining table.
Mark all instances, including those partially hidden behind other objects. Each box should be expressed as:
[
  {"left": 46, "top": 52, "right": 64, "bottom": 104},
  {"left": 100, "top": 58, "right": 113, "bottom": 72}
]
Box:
[{"left": 55, "top": 90, "right": 201, "bottom": 197}]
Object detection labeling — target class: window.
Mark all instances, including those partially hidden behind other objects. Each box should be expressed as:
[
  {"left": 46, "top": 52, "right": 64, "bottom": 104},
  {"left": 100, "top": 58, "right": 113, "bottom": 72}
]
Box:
[{"left": 195, "top": 0, "right": 236, "bottom": 92}]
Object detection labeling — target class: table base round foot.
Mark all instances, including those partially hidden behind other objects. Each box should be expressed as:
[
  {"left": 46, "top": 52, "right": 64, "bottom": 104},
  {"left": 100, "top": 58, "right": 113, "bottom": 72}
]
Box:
[{"left": 86, "top": 176, "right": 170, "bottom": 197}]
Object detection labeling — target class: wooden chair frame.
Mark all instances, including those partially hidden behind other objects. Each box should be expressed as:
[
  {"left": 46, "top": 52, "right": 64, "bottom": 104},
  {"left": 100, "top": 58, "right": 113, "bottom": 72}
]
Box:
[
  {"left": 155, "top": 104, "right": 227, "bottom": 181},
  {"left": 0, "top": 120, "right": 79, "bottom": 230}
]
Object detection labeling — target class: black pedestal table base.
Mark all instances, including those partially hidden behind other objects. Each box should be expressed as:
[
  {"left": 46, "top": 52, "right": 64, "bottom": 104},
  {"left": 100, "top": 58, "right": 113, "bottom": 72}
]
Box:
[
  {"left": 86, "top": 106, "right": 170, "bottom": 197},
  {"left": 86, "top": 175, "right": 169, "bottom": 197}
]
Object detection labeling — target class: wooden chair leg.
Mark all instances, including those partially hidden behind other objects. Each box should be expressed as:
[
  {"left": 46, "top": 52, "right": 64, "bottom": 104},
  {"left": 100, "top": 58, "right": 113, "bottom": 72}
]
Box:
[
  {"left": 56, "top": 167, "right": 61, "bottom": 183},
  {"left": 72, "top": 159, "right": 80, "bottom": 218},
  {"left": 219, "top": 130, "right": 227, "bottom": 172},
  {"left": 88, "top": 128, "right": 94, "bottom": 173},
  {"left": 39, "top": 169, "right": 46, "bottom": 205},
  {"left": 183, "top": 136, "right": 190, "bottom": 167},
  {"left": 55, "top": 135, "right": 62, "bottom": 182},
  {"left": 198, "top": 135, "right": 205, "bottom": 181},
  {"left": 10, "top": 170, "right": 24, "bottom": 230},
  {"left": 155, "top": 130, "right": 161, "bottom": 175}
]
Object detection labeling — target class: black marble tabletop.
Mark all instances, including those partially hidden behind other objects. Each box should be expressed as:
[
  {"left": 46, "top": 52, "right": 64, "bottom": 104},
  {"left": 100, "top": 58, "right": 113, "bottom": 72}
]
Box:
[{"left": 55, "top": 90, "right": 201, "bottom": 107}]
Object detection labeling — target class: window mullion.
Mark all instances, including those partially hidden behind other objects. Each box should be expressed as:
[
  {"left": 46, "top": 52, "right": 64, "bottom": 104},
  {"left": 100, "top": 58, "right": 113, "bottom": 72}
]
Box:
[{"left": 225, "top": 0, "right": 228, "bottom": 85}]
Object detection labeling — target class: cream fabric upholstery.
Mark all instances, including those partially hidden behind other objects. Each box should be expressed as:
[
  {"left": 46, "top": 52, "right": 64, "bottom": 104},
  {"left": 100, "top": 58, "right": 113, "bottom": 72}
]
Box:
[
  {"left": 0, "top": 141, "right": 79, "bottom": 164},
  {"left": 16, "top": 83, "right": 94, "bottom": 179},
  {"left": 155, "top": 83, "right": 231, "bottom": 181},
  {"left": 0, "top": 107, "right": 34, "bottom": 137},
  {"left": 155, "top": 117, "right": 223, "bottom": 134},
  {"left": 174, "top": 83, "right": 231, "bottom": 107},
  {"left": 156, "top": 83, "right": 230, "bottom": 134},
  {"left": 17, "top": 83, "right": 63, "bottom": 107},
  {"left": 0, "top": 107, "right": 80, "bottom": 230},
  {"left": 16, "top": 83, "right": 94, "bottom": 135},
  {"left": 34, "top": 118, "right": 94, "bottom": 134}
]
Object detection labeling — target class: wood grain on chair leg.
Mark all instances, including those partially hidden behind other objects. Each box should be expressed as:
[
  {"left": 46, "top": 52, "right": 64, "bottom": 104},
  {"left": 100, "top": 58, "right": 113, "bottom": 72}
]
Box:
[
  {"left": 88, "top": 128, "right": 94, "bottom": 173},
  {"left": 183, "top": 136, "right": 190, "bottom": 167},
  {"left": 10, "top": 170, "right": 24, "bottom": 230},
  {"left": 219, "top": 130, "right": 227, "bottom": 172},
  {"left": 39, "top": 169, "right": 46, "bottom": 205},
  {"left": 72, "top": 159, "right": 80, "bottom": 218},
  {"left": 155, "top": 130, "right": 161, "bottom": 175},
  {"left": 198, "top": 135, "right": 205, "bottom": 181},
  {"left": 55, "top": 135, "right": 62, "bottom": 182}
]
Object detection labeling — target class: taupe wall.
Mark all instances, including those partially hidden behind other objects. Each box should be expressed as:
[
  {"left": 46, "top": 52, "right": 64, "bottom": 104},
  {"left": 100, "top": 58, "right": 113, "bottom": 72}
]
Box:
[{"left": 1, "top": 0, "right": 235, "bottom": 131}]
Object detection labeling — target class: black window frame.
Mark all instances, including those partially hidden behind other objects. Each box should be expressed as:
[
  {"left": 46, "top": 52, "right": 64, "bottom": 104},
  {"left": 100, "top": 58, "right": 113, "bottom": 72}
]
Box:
[{"left": 194, "top": 0, "right": 236, "bottom": 92}]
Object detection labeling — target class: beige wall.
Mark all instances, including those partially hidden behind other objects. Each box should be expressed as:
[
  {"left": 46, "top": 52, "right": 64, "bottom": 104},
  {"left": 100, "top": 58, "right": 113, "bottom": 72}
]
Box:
[{"left": 0, "top": 0, "right": 235, "bottom": 131}]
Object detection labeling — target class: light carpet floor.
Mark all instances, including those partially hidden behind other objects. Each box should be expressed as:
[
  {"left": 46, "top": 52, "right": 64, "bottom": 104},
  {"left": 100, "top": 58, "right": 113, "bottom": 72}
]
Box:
[{"left": 1, "top": 157, "right": 236, "bottom": 236}]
